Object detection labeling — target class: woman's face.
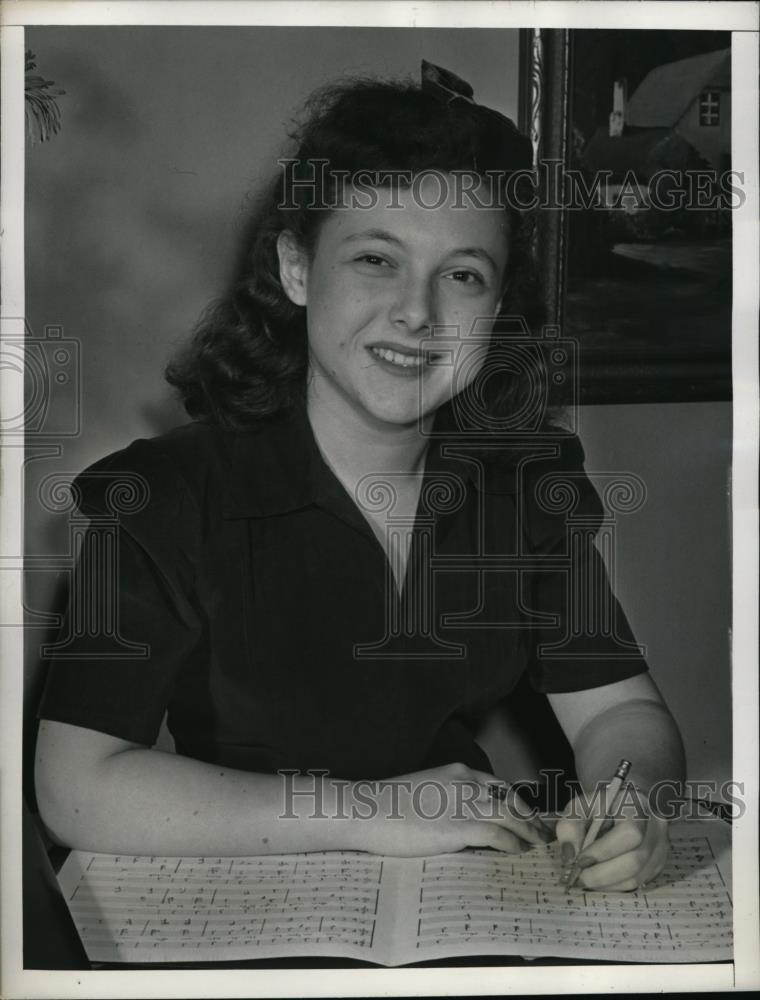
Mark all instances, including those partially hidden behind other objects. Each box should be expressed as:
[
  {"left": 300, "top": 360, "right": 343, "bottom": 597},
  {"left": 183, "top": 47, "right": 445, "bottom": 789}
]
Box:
[{"left": 278, "top": 175, "right": 510, "bottom": 430}]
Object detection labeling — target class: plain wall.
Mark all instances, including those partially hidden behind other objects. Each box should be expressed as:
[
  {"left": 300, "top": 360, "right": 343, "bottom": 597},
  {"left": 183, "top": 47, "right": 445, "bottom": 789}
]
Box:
[{"left": 24, "top": 27, "right": 731, "bottom": 790}]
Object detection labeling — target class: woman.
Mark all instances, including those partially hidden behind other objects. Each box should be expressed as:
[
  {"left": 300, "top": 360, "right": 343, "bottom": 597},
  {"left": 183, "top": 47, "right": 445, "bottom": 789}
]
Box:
[{"left": 35, "top": 65, "right": 685, "bottom": 891}]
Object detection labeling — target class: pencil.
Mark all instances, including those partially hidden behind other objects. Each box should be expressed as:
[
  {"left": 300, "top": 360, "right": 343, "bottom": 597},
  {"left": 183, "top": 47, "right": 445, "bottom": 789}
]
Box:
[{"left": 562, "top": 759, "right": 632, "bottom": 892}]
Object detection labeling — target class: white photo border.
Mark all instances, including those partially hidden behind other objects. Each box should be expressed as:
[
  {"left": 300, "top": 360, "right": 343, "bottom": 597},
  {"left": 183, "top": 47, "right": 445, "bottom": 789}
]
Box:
[{"left": 1, "top": 2, "right": 758, "bottom": 997}]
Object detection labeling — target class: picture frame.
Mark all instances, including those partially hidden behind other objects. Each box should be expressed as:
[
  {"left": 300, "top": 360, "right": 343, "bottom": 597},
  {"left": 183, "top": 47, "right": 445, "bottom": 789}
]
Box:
[{"left": 520, "top": 27, "right": 733, "bottom": 404}]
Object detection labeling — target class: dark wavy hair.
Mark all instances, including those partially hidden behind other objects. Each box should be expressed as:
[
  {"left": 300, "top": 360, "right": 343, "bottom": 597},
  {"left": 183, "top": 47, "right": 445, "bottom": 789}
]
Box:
[{"left": 165, "top": 76, "right": 544, "bottom": 430}]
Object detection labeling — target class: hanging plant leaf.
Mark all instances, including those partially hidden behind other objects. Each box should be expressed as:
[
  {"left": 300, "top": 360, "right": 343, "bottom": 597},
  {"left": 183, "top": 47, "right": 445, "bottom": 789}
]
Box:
[{"left": 25, "top": 49, "right": 65, "bottom": 143}]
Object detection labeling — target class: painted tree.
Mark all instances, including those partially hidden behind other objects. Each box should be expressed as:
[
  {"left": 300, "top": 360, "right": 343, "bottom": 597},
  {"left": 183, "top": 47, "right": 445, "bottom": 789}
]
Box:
[{"left": 25, "top": 50, "right": 64, "bottom": 143}]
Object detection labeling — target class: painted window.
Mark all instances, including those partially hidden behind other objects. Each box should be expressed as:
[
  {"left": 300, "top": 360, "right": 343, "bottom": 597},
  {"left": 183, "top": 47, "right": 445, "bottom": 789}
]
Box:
[{"left": 699, "top": 91, "right": 721, "bottom": 127}]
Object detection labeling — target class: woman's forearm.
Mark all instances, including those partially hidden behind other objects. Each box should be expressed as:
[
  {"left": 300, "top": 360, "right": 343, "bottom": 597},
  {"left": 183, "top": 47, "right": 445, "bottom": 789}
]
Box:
[{"left": 36, "top": 722, "right": 366, "bottom": 856}]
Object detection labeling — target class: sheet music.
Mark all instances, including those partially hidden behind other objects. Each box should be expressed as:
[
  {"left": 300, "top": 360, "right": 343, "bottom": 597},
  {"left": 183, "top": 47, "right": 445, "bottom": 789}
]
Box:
[
  {"left": 57, "top": 822, "right": 731, "bottom": 965},
  {"left": 58, "top": 852, "right": 386, "bottom": 963},
  {"left": 402, "top": 826, "right": 732, "bottom": 963}
]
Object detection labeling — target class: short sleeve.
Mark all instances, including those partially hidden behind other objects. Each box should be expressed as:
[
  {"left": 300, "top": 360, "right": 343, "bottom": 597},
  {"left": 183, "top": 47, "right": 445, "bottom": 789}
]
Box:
[
  {"left": 37, "top": 438, "right": 206, "bottom": 745},
  {"left": 519, "top": 435, "right": 649, "bottom": 694}
]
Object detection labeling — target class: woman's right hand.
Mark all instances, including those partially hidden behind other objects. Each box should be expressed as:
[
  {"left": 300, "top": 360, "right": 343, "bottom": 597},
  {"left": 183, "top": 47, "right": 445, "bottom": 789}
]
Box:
[{"left": 347, "top": 762, "right": 553, "bottom": 858}]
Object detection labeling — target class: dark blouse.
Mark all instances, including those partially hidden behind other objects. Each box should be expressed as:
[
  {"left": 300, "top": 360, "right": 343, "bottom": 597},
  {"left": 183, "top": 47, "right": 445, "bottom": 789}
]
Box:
[{"left": 38, "top": 403, "right": 648, "bottom": 780}]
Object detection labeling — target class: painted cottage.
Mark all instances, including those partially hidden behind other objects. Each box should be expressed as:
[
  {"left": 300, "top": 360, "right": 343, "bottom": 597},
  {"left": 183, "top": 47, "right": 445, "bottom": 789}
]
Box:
[{"left": 583, "top": 47, "right": 731, "bottom": 187}]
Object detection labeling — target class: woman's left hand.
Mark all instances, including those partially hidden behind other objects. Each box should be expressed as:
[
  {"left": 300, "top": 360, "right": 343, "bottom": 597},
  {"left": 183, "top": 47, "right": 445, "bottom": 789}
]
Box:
[{"left": 554, "top": 792, "right": 671, "bottom": 892}]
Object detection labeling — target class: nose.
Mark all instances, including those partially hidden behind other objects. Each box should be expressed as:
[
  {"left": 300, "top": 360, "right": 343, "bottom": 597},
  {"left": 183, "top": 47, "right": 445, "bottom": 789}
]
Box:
[{"left": 388, "top": 273, "right": 435, "bottom": 335}]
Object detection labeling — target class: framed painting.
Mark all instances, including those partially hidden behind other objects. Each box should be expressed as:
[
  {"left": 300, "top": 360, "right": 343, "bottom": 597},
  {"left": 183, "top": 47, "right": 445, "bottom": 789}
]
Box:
[{"left": 521, "top": 28, "right": 733, "bottom": 403}]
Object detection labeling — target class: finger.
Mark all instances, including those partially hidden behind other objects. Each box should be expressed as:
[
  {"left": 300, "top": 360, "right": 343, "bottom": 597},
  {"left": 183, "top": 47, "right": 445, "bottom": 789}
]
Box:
[
  {"left": 621, "top": 813, "right": 669, "bottom": 889},
  {"left": 457, "top": 767, "right": 538, "bottom": 818},
  {"left": 474, "top": 782, "right": 550, "bottom": 837},
  {"left": 503, "top": 786, "right": 554, "bottom": 836},
  {"left": 538, "top": 812, "right": 560, "bottom": 833},
  {"left": 587, "top": 876, "right": 640, "bottom": 893},
  {"left": 466, "top": 821, "right": 525, "bottom": 855},
  {"left": 642, "top": 811, "right": 670, "bottom": 852},
  {"left": 462, "top": 766, "right": 544, "bottom": 814},
  {"left": 634, "top": 825, "right": 670, "bottom": 888},
  {"left": 482, "top": 812, "right": 551, "bottom": 846},
  {"left": 575, "top": 848, "right": 647, "bottom": 890},
  {"left": 468, "top": 789, "right": 551, "bottom": 846},
  {"left": 555, "top": 795, "right": 588, "bottom": 865},
  {"left": 575, "top": 819, "right": 645, "bottom": 866}
]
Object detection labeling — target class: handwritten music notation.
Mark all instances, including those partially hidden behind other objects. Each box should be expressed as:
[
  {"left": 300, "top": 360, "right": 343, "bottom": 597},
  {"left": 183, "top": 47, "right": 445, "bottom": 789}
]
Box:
[
  {"left": 59, "top": 853, "right": 383, "bottom": 963},
  {"left": 57, "top": 825, "right": 732, "bottom": 966},
  {"left": 414, "top": 832, "right": 732, "bottom": 962}
]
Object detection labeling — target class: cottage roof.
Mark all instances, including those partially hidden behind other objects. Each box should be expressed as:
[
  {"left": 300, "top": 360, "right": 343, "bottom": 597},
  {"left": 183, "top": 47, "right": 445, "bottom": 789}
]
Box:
[{"left": 626, "top": 48, "right": 731, "bottom": 128}]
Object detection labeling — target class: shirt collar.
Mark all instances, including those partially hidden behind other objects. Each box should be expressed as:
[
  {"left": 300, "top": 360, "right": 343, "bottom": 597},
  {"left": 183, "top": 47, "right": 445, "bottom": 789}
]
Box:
[{"left": 219, "top": 400, "right": 517, "bottom": 520}]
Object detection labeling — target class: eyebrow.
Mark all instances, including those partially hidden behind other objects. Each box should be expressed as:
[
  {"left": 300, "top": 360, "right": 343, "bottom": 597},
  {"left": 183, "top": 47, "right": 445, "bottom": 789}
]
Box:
[
  {"left": 343, "top": 229, "right": 500, "bottom": 271},
  {"left": 342, "top": 229, "right": 405, "bottom": 248},
  {"left": 449, "top": 246, "right": 500, "bottom": 272}
]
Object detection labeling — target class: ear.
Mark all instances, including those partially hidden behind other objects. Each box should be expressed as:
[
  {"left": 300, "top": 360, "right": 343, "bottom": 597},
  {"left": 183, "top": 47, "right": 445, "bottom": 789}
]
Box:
[{"left": 276, "top": 230, "right": 309, "bottom": 307}]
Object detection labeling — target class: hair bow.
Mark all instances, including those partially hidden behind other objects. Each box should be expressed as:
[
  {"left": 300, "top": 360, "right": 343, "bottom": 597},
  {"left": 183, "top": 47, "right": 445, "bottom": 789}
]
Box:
[{"left": 421, "top": 59, "right": 533, "bottom": 173}]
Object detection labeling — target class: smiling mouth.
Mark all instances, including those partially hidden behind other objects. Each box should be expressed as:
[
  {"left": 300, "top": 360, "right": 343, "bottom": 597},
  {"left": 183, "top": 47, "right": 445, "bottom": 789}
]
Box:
[{"left": 368, "top": 345, "right": 442, "bottom": 369}]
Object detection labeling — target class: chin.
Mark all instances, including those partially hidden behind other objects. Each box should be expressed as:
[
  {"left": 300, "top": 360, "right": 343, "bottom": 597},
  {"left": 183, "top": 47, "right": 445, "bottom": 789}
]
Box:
[
  {"left": 355, "top": 380, "right": 452, "bottom": 429},
  {"left": 362, "top": 402, "right": 425, "bottom": 428}
]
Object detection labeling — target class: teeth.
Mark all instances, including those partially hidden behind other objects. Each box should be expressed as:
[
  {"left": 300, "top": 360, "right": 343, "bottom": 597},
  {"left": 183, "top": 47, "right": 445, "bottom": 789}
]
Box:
[{"left": 370, "top": 346, "right": 425, "bottom": 368}]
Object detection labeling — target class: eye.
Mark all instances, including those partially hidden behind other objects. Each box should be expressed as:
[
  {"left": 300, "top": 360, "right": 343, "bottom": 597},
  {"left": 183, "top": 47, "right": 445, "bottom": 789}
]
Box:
[
  {"left": 355, "top": 253, "right": 391, "bottom": 267},
  {"left": 445, "top": 269, "right": 485, "bottom": 286}
]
